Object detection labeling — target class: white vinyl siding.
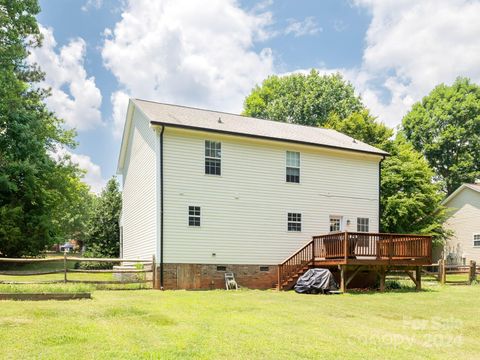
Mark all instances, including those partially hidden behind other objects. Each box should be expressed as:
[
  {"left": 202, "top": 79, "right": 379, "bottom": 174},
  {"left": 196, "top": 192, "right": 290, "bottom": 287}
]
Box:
[
  {"left": 163, "top": 127, "right": 380, "bottom": 265},
  {"left": 444, "top": 187, "right": 480, "bottom": 262},
  {"left": 120, "top": 109, "right": 158, "bottom": 260}
]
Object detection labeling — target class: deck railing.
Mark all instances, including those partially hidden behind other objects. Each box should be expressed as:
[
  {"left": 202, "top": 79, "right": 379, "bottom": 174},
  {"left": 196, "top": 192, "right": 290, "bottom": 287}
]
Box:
[{"left": 278, "top": 232, "right": 432, "bottom": 289}]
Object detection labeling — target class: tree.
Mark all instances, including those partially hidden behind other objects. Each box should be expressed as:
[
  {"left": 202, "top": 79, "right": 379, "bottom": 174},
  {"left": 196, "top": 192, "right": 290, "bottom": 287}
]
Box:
[
  {"left": 84, "top": 178, "right": 122, "bottom": 258},
  {"left": 324, "top": 110, "right": 393, "bottom": 150},
  {"left": 380, "top": 135, "right": 448, "bottom": 243},
  {"left": 402, "top": 77, "right": 480, "bottom": 194},
  {"left": 0, "top": 0, "right": 83, "bottom": 257},
  {"left": 243, "top": 70, "right": 364, "bottom": 126}
]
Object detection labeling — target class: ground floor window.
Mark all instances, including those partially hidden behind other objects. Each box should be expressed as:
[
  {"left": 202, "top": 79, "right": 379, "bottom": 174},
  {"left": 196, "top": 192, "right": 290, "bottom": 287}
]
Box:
[
  {"left": 329, "top": 216, "right": 342, "bottom": 232},
  {"left": 474, "top": 234, "right": 480, "bottom": 247},
  {"left": 288, "top": 213, "right": 302, "bottom": 232},
  {"left": 188, "top": 206, "right": 201, "bottom": 226},
  {"left": 357, "top": 218, "right": 369, "bottom": 232}
]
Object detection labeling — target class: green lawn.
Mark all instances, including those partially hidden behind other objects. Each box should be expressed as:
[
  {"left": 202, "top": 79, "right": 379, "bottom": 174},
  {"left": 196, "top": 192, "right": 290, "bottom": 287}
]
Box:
[{"left": 1, "top": 284, "right": 479, "bottom": 359}]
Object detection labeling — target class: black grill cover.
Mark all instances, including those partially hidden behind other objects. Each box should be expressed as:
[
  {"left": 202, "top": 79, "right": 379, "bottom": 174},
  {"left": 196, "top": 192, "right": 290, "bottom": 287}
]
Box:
[{"left": 294, "top": 268, "right": 338, "bottom": 294}]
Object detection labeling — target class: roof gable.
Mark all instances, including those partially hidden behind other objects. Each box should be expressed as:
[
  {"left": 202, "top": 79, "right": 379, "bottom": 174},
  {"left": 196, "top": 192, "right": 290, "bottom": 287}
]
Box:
[{"left": 442, "top": 183, "right": 480, "bottom": 205}]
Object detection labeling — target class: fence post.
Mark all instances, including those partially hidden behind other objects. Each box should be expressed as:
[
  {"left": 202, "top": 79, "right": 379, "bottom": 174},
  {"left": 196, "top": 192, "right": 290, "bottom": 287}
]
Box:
[
  {"left": 469, "top": 260, "right": 477, "bottom": 285},
  {"left": 439, "top": 259, "right": 446, "bottom": 284},
  {"left": 152, "top": 254, "right": 157, "bottom": 289},
  {"left": 63, "top": 251, "right": 67, "bottom": 283}
]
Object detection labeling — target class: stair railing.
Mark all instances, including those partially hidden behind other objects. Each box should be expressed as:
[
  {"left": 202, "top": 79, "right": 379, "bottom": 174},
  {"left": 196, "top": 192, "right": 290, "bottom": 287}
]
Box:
[{"left": 277, "top": 240, "right": 314, "bottom": 289}]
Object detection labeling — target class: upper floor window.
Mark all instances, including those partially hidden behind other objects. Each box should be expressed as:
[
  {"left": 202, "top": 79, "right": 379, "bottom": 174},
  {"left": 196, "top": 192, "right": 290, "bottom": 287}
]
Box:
[
  {"left": 357, "top": 218, "right": 369, "bottom": 232},
  {"left": 474, "top": 234, "right": 480, "bottom": 247},
  {"left": 286, "top": 151, "right": 300, "bottom": 183},
  {"left": 205, "top": 140, "right": 221, "bottom": 175},
  {"left": 188, "top": 206, "right": 201, "bottom": 227},
  {"left": 330, "top": 216, "right": 342, "bottom": 232},
  {"left": 288, "top": 213, "right": 302, "bottom": 232}
]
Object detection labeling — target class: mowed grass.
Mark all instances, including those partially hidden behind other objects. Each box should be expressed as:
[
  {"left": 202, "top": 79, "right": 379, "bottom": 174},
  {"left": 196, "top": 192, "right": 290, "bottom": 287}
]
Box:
[{"left": 1, "top": 284, "right": 479, "bottom": 360}]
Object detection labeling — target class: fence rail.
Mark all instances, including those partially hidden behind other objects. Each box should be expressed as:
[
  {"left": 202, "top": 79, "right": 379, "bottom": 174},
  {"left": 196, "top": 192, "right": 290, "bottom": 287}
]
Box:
[{"left": 0, "top": 254, "right": 156, "bottom": 287}]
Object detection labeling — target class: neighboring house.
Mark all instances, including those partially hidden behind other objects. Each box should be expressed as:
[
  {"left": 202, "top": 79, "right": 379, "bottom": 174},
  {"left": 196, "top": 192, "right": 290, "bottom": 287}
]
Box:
[
  {"left": 442, "top": 183, "right": 480, "bottom": 264},
  {"left": 117, "top": 99, "right": 388, "bottom": 289}
]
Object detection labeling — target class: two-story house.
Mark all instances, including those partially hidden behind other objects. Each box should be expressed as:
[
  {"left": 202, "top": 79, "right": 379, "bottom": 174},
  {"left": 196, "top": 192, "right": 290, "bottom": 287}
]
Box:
[{"left": 117, "top": 99, "right": 388, "bottom": 289}]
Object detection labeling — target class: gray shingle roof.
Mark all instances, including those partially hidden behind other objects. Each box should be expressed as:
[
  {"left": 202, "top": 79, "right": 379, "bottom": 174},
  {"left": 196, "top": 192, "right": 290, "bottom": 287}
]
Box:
[{"left": 133, "top": 99, "right": 389, "bottom": 156}]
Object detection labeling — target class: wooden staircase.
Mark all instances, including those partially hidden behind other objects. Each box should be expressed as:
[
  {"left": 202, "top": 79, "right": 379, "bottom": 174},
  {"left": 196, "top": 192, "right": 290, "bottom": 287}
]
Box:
[{"left": 277, "top": 263, "right": 312, "bottom": 290}]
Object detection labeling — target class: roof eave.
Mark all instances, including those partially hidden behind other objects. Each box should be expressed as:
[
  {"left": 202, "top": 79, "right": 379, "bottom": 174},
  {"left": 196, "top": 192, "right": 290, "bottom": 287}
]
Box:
[
  {"left": 149, "top": 120, "right": 389, "bottom": 158},
  {"left": 116, "top": 100, "right": 136, "bottom": 174}
]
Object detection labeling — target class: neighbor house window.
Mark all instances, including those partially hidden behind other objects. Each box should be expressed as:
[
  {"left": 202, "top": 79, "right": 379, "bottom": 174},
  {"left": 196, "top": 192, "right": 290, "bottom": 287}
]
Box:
[
  {"left": 188, "top": 206, "right": 201, "bottom": 227},
  {"left": 288, "top": 213, "right": 302, "bottom": 232},
  {"left": 205, "top": 140, "right": 221, "bottom": 175},
  {"left": 474, "top": 234, "right": 480, "bottom": 247},
  {"left": 357, "top": 218, "right": 369, "bottom": 232},
  {"left": 330, "top": 216, "right": 342, "bottom": 232},
  {"left": 286, "top": 151, "right": 300, "bottom": 183}
]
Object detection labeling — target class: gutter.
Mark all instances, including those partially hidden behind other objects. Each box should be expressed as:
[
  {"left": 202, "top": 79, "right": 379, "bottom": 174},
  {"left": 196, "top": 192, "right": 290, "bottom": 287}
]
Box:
[
  {"left": 378, "top": 156, "right": 386, "bottom": 232},
  {"left": 159, "top": 126, "right": 165, "bottom": 290}
]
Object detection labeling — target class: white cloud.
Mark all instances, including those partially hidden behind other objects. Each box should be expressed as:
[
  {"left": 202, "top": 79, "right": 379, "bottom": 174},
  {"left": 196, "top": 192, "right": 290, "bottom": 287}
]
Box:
[
  {"left": 29, "top": 25, "right": 103, "bottom": 131},
  {"left": 350, "top": 0, "right": 480, "bottom": 126},
  {"left": 81, "top": 0, "right": 103, "bottom": 12},
  {"left": 102, "top": 0, "right": 275, "bottom": 137},
  {"left": 285, "top": 17, "right": 322, "bottom": 37}
]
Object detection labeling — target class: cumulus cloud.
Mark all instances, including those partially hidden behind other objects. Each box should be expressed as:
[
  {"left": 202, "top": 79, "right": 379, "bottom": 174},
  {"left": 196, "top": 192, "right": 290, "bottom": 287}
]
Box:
[
  {"left": 351, "top": 0, "right": 480, "bottom": 126},
  {"left": 102, "top": 0, "right": 275, "bottom": 137},
  {"left": 81, "top": 0, "right": 103, "bottom": 12},
  {"left": 285, "top": 17, "right": 322, "bottom": 37},
  {"left": 29, "top": 25, "right": 103, "bottom": 131}
]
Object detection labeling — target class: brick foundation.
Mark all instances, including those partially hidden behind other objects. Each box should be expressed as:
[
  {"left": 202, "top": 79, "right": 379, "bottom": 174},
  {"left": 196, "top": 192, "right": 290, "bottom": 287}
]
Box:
[{"left": 155, "top": 263, "right": 278, "bottom": 290}]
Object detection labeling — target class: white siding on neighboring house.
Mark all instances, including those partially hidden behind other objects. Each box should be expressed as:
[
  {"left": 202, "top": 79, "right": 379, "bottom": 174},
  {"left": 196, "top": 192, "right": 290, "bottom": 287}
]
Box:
[
  {"left": 444, "top": 187, "right": 480, "bottom": 262},
  {"left": 120, "top": 109, "right": 158, "bottom": 259},
  {"left": 162, "top": 127, "right": 380, "bottom": 265}
]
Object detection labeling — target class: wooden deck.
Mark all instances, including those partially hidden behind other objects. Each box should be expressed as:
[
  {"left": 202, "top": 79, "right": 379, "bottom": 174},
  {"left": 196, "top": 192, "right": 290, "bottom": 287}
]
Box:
[{"left": 277, "top": 232, "right": 432, "bottom": 291}]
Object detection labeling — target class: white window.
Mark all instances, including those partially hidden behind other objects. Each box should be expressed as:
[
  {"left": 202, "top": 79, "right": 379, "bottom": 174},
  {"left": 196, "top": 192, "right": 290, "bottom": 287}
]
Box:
[
  {"left": 288, "top": 213, "right": 302, "bottom": 232},
  {"left": 330, "top": 216, "right": 342, "bottom": 232},
  {"left": 286, "top": 151, "right": 300, "bottom": 183},
  {"left": 188, "top": 206, "right": 201, "bottom": 227},
  {"left": 205, "top": 140, "right": 221, "bottom": 175},
  {"left": 357, "top": 218, "right": 369, "bottom": 232},
  {"left": 474, "top": 234, "right": 480, "bottom": 247}
]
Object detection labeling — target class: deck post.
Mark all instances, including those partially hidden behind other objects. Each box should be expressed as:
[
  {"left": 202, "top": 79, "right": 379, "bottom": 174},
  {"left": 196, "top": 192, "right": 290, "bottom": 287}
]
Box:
[
  {"left": 152, "top": 254, "right": 157, "bottom": 289},
  {"left": 343, "top": 232, "right": 348, "bottom": 262},
  {"left": 379, "top": 266, "right": 386, "bottom": 292},
  {"left": 469, "top": 260, "right": 477, "bottom": 284},
  {"left": 277, "top": 265, "right": 282, "bottom": 291},
  {"left": 415, "top": 266, "right": 421, "bottom": 291},
  {"left": 340, "top": 265, "right": 346, "bottom": 293}
]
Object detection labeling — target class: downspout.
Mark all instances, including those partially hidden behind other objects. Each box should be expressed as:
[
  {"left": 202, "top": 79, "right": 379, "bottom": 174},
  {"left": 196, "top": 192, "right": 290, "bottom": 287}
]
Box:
[
  {"left": 159, "top": 126, "right": 165, "bottom": 290},
  {"left": 378, "top": 156, "right": 385, "bottom": 233}
]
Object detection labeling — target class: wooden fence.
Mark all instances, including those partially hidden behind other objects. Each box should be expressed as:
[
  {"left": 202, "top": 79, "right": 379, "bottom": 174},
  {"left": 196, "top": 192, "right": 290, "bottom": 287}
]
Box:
[
  {"left": 0, "top": 254, "right": 156, "bottom": 288},
  {"left": 423, "top": 259, "right": 478, "bottom": 285}
]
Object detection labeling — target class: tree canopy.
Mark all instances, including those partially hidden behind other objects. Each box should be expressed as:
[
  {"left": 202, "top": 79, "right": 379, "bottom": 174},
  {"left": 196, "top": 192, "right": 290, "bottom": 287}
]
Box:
[
  {"left": 402, "top": 77, "right": 480, "bottom": 194},
  {"left": 84, "top": 178, "right": 122, "bottom": 258},
  {"left": 0, "top": 0, "right": 90, "bottom": 256},
  {"left": 243, "top": 70, "right": 364, "bottom": 126}
]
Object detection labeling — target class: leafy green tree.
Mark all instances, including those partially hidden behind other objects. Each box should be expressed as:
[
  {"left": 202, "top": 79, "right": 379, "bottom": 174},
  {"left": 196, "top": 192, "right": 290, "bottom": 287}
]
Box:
[
  {"left": 324, "top": 110, "right": 393, "bottom": 149},
  {"left": 402, "top": 77, "right": 480, "bottom": 194},
  {"left": 243, "top": 70, "right": 364, "bottom": 126},
  {"left": 84, "top": 178, "right": 122, "bottom": 258},
  {"left": 0, "top": 0, "right": 83, "bottom": 257},
  {"left": 380, "top": 135, "right": 448, "bottom": 243}
]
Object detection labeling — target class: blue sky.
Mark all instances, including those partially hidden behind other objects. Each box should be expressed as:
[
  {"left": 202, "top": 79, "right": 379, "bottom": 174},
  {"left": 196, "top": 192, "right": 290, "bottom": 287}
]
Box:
[{"left": 33, "top": 0, "right": 480, "bottom": 192}]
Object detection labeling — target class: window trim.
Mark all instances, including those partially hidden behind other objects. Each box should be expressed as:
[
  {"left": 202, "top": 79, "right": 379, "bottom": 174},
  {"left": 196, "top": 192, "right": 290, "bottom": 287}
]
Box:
[
  {"left": 287, "top": 212, "right": 302, "bottom": 232},
  {"left": 188, "top": 206, "right": 201, "bottom": 227},
  {"left": 473, "top": 233, "right": 480, "bottom": 247},
  {"left": 356, "top": 217, "right": 370, "bottom": 233},
  {"left": 285, "top": 151, "right": 300, "bottom": 184},
  {"left": 205, "top": 140, "right": 221, "bottom": 176},
  {"left": 329, "top": 215, "right": 343, "bottom": 233}
]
